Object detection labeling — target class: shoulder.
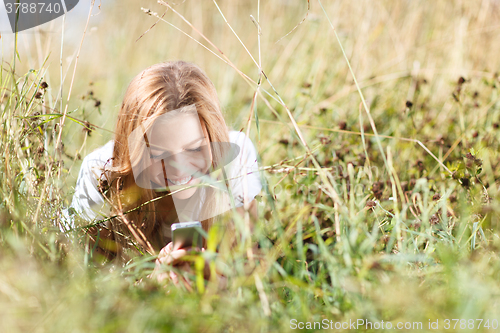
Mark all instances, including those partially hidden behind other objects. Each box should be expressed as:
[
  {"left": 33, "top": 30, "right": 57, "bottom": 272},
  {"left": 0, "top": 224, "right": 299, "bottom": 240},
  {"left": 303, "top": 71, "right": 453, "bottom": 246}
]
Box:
[
  {"left": 78, "top": 140, "right": 114, "bottom": 179},
  {"left": 228, "top": 130, "right": 258, "bottom": 164},
  {"left": 81, "top": 140, "right": 114, "bottom": 167},
  {"left": 69, "top": 140, "right": 114, "bottom": 223},
  {"left": 229, "top": 130, "right": 253, "bottom": 146},
  {"left": 225, "top": 131, "right": 262, "bottom": 206}
]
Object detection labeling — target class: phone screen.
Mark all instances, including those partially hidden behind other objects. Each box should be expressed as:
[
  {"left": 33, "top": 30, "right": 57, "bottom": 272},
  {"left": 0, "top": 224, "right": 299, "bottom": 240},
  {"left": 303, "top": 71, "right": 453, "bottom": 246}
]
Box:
[{"left": 171, "top": 221, "right": 203, "bottom": 250}]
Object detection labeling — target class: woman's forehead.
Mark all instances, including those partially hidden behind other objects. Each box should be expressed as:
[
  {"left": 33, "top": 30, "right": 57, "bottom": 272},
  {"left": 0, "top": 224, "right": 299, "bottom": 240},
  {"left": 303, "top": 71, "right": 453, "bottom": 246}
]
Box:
[{"left": 148, "top": 112, "right": 207, "bottom": 152}]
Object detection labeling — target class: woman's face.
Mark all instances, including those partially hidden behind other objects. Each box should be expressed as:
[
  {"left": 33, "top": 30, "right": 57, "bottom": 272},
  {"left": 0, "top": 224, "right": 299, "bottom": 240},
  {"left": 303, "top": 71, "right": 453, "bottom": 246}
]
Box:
[{"left": 146, "top": 112, "right": 212, "bottom": 200}]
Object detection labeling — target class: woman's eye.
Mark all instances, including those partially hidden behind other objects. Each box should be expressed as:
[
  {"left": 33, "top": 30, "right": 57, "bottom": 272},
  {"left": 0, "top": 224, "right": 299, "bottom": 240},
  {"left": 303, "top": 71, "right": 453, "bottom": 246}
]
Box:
[{"left": 187, "top": 147, "right": 202, "bottom": 152}]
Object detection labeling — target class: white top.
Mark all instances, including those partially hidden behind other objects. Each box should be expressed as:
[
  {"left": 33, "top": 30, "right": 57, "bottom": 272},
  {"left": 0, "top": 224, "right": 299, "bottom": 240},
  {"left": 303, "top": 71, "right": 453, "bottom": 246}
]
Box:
[{"left": 60, "top": 130, "right": 262, "bottom": 231}]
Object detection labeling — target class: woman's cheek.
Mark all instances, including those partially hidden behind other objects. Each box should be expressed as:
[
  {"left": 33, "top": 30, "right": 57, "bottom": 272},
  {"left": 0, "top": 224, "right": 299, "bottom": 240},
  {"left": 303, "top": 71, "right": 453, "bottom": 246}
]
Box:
[{"left": 149, "top": 161, "right": 162, "bottom": 180}]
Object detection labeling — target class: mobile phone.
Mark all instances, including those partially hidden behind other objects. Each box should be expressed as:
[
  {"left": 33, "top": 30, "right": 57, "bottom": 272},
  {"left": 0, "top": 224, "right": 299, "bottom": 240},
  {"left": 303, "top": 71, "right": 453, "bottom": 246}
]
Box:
[{"left": 171, "top": 221, "right": 204, "bottom": 251}]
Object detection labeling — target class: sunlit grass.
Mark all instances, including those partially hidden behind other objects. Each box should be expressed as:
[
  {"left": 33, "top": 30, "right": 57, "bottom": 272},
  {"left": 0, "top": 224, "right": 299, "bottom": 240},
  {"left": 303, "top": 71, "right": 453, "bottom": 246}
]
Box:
[{"left": 1, "top": 0, "right": 500, "bottom": 332}]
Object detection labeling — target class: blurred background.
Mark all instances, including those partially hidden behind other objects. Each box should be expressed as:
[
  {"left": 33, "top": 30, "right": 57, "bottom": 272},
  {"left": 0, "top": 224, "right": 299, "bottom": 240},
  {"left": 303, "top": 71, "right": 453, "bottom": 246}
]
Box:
[{"left": 1, "top": 0, "right": 500, "bottom": 331}]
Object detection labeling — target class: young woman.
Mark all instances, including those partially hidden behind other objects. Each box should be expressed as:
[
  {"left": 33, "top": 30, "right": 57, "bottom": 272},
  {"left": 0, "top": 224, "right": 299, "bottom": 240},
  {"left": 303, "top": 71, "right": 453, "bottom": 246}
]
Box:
[{"left": 62, "top": 61, "right": 262, "bottom": 287}]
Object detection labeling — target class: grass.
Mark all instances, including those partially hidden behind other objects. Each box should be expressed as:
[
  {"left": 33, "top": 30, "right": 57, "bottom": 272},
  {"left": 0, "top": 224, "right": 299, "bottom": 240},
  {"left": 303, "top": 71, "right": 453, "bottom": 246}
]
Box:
[{"left": 2, "top": 0, "right": 500, "bottom": 332}]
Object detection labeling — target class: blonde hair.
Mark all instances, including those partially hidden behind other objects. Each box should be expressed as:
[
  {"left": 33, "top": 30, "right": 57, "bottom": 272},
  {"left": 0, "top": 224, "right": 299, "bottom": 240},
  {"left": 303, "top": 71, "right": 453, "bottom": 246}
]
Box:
[{"left": 94, "top": 61, "right": 230, "bottom": 262}]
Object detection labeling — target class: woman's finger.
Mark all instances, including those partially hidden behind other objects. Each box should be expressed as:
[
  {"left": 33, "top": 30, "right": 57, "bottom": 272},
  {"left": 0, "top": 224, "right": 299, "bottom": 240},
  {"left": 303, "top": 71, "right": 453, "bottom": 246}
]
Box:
[
  {"left": 157, "top": 248, "right": 188, "bottom": 266},
  {"left": 158, "top": 242, "right": 173, "bottom": 258},
  {"left": 170, "top": 271, "right": 179, "bottom": 286},
  {"left": 168, "top": 266, "right": 194, "bottom": 292}
]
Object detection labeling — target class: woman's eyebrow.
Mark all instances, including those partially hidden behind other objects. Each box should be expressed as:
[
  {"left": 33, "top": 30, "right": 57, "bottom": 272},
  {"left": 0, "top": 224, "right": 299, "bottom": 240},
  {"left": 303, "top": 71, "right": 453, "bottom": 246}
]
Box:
[
  {"left": 149, "top": 137, "right": 205, "bottom": 154},
  {"left": 183, "top": 137, "right": 205, "bottom": 148}
]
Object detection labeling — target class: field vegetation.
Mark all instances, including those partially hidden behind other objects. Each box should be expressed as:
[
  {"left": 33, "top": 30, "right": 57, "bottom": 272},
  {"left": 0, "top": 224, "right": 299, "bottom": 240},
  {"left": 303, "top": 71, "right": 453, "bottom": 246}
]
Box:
[{"left": 1, "top": 0, "right": 500, "bottom": 331}]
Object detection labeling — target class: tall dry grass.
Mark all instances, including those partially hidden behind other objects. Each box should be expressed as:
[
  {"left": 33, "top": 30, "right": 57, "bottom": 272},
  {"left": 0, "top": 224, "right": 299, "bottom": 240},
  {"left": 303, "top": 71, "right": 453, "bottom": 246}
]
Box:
[{"left": 1, "top": 0, "right": 500, "bottom": 332}]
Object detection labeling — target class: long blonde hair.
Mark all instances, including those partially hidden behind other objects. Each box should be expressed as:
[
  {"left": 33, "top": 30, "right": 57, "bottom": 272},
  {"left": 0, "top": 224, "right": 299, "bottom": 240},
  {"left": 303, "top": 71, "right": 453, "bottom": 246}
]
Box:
[{"left": 97, "top": 61, "right": 230, "bottom": 262}]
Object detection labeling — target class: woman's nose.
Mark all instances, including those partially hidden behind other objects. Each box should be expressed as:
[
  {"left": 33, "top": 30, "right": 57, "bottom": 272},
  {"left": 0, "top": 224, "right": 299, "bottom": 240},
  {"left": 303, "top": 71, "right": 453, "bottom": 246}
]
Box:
[{"left": 163, "top": 153, "right": 191, "bottom": 177}]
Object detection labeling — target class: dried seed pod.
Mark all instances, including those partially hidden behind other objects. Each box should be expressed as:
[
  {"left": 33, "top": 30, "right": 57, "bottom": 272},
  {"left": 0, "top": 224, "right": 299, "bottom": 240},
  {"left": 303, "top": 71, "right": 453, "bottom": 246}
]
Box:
[
  {"left": 372, "top": 181, "right": 384, "bottom": 192},
  {"left": 429, "top": 214, "right": 440, "bottom": 225},
  {"left": 406, "top": 100, "right": 413, "bottom": 108},
  {"left": 365, "top": 200, "right": 376, "bottom": 208},
  {"left": 372, "top": 181, "right": 384, "bottom": 200},
  {"left": 98, "top": 178, "right": 109, "bottom": 193},
  {"left": 401, "top": 181, "right": 408, "bottom": 191},
  {"left": 339, "top": 121, "right": 347, "bottom": 130},
  {"left": 279, "top": 139, "right": 289, "bottom": 145},
  {"left": 319, "top": 136, "right": 331, "bottom": 145},
  {"left": 415, "top": 160, "right": 424, "bottom": 172},
  {"left": 40, "top": 82, "right": 48, "bottom": 89},
  {"left": 460, "top": 177, "right": 470, "bottom": 187},
  {"left": 82, "top": 121, "right": 94, "bottom": 135},
  {"left": 381, "top": 234, "right": 390, "bottom": 244},
  {"left": 432, "top": 193, "right": 441, "bottom": 201}
]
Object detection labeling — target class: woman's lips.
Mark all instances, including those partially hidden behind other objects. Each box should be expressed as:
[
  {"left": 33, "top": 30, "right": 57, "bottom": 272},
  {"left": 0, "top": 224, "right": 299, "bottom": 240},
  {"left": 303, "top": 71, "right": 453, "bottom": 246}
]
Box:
[{"left": 166, "top": 175, "right": 193, "bottom": 186}]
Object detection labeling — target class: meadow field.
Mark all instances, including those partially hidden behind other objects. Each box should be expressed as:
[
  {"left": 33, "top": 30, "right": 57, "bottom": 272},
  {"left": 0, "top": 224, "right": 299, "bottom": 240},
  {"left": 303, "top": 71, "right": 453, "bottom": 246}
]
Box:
[{"left": 1, "top": 0, "right": 500, "bottom": 332}]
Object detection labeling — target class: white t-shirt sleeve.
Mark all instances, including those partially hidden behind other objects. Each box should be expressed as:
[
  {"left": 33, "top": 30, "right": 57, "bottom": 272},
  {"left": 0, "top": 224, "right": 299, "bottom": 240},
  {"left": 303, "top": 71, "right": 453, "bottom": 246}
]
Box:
[
  {"left": 227, "top": 131, "right": 262, "bottom": 207},
  {"left": 62, "top": 141, "right": 114, "bottom": 229}
]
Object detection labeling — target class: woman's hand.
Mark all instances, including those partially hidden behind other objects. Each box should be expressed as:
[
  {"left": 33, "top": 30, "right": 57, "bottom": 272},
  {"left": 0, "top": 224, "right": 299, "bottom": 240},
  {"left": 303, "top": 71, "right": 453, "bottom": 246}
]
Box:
[{"left": 152, "top": 242, "right": 205, "bottom": 291}]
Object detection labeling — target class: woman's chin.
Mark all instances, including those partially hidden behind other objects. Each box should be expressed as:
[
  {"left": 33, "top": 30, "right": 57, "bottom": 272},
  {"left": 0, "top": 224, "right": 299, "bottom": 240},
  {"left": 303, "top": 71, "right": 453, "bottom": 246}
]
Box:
[
  {"left": 168, "top": 177, "right": 201, "bottom": 200},
  {"left": 171, "top": 187, "right": 197, "bottom": 200}
]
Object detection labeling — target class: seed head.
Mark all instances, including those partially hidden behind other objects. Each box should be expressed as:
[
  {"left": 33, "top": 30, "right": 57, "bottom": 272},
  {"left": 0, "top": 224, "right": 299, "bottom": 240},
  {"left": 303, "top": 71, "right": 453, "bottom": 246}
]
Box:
[
  {"left": 279, "top": 139, "right": 289, "bottom": 145},
  {"left": 460, "top": 177, "right": 470, "bottom": 187},
  {"left": 319, "top": 136, "right": 331, "bottom": 145},
  {"left": 366, "top": 200, "right": 376, "bottom": 208},
  {"left": 429, "top": 214, "right": 440, "bottom": 225}
]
